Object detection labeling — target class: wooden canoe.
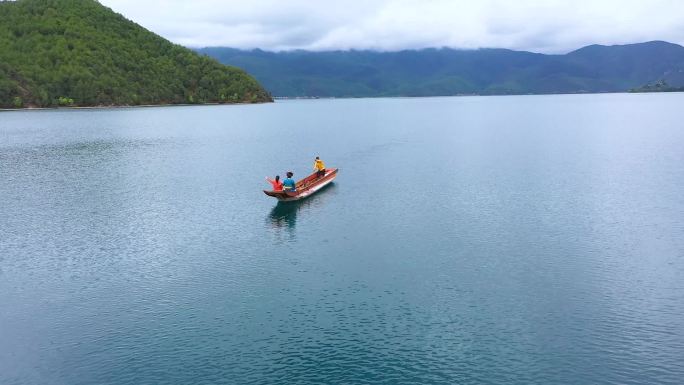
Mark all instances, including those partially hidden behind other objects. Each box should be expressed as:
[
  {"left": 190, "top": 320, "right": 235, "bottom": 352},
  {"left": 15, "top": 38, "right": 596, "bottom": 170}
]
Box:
[{"left": 264, "top": 168, "right": 338, "bottom": 201}]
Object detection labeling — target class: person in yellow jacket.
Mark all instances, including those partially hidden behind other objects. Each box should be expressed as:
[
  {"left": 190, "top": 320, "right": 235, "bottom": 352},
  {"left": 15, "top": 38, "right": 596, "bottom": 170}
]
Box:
[{"left": 313, "top": 156, "right": 326, "bottom": 178}]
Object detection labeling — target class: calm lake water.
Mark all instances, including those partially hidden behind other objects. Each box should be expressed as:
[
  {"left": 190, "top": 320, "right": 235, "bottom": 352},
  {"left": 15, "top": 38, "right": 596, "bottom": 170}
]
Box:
[{"left": 1, "top": 94, "right": 683, "bottom": 384}]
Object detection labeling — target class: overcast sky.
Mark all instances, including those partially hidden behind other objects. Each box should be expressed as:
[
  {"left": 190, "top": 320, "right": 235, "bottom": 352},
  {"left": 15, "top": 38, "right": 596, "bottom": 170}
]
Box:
[{"left": 99, "top": 0, "right": 684, "bottom": 53}]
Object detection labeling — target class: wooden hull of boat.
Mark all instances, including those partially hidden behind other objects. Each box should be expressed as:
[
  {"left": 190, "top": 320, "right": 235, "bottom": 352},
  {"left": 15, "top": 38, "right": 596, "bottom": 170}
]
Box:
[{"left": 264, "top": 168, "right": 338, "bottom": 201}]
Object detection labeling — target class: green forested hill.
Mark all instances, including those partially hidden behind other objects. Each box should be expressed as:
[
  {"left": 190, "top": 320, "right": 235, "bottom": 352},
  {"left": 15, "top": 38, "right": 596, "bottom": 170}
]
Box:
[{"left": 0, "top": 0, "right": 272, "bottom": 108}]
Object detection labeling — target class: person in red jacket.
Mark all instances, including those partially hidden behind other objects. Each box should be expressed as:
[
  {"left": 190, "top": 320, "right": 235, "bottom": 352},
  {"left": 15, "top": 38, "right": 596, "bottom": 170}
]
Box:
[{"left": 266, "top": 175, "right": 283, "bottom": 191}]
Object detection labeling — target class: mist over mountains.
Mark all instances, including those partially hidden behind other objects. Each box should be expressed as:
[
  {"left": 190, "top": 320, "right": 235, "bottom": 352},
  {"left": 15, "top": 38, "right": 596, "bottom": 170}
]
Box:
[{"left": 198, "top": 41, "right": 684, "bottom": 97}]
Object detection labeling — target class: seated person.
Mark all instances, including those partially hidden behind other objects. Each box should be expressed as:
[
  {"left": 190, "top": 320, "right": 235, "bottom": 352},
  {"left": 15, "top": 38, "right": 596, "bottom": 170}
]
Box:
[
  {"left": 265, "top": 175, "right": 283, "bottom": 191},
  {"left": 282, "top": 172, "right": 296, "bottom": 191},
  {"left": 313, "top": 156, "right": 326, "bottom": 177}
]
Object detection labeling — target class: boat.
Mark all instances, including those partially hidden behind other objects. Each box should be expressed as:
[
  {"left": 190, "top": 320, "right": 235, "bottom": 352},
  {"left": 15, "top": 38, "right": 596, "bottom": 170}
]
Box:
[{"left": 264, "top": 168, "right": 339, "bottom": 201}]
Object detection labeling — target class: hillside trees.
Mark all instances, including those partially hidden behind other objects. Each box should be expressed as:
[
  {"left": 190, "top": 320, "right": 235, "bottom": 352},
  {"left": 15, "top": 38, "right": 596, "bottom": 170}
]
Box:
[{"left": 0, "top": 0, "right": 272, "bottom": 108}]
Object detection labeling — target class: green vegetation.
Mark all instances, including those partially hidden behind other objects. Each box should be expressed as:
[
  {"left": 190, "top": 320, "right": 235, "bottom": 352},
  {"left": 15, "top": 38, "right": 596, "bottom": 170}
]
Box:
[
  {"left": 0, "top": 0, "right": 272, "bottom": 108},
  {"left": 199, "top": 41, "right": 684, "bottom": 97},
  {"left": 629, "top": 80, "right": 684, "bottom": 93}
]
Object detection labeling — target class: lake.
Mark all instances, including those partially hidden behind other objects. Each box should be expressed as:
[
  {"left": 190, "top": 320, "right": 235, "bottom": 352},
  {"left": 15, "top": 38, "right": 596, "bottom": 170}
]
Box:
[{"left": 1, "top": 94, "right": 683, "bottom": 384}]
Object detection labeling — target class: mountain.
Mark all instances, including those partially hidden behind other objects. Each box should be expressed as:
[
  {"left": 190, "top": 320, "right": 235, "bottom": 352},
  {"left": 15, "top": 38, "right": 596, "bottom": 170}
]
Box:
[
  {"left": 0, "top": 0, "right": 271, "bottom": 108},
  {"left": 198, "top": 41, "right": 684, "bottom": 97}
]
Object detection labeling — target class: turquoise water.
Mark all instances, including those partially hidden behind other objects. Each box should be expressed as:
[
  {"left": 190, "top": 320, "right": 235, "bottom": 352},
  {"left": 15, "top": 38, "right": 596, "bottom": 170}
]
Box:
[{"left": 1, "top": 94, "right": 683, "bottom": 384}]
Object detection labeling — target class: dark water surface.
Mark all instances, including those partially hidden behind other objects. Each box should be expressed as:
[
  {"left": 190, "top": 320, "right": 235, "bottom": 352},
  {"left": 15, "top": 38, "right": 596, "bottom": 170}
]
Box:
[{"left": 1, "top": 94, "right": 683, "bottom": 384}]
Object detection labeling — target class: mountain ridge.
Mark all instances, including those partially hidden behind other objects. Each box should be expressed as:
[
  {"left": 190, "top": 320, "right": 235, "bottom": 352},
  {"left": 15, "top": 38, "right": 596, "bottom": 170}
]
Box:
[{"left": 198, "top": 41, "right": 684, "bottom": 97}]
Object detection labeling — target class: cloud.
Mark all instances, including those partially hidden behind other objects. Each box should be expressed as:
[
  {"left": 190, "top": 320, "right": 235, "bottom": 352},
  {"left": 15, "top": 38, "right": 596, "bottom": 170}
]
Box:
[{"left": 100, "top": 0, "right": 684, "bottom": 52}]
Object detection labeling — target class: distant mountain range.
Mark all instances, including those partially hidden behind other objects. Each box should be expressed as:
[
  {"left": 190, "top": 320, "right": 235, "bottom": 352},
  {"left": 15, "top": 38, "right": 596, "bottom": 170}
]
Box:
[{"left": 198, "top": 41, "right": 684, "bottom": 97}]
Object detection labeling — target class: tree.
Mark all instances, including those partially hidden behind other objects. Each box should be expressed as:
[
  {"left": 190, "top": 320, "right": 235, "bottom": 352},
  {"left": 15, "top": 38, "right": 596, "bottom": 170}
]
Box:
[{"left": 0, "top": 0, "right": 272, "bottom": 108}]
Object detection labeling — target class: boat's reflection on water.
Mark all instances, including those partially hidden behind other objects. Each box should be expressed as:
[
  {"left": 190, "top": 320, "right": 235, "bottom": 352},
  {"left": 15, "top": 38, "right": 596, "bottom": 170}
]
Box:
[{"left": 267, "top": 183, "right": 337, "bottom": 237}]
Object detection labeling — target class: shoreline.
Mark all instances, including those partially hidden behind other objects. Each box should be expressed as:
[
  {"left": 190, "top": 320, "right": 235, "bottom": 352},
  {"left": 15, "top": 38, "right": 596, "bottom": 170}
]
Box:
[
  {"left": 0, "top": 100, "right": 272, "bottom": 112},
  {"left": 268, "top": 90, "right": 684, "bottom": 100},
  {"left": 3, "top": 91, "right": 682, "bottom": 112}
]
